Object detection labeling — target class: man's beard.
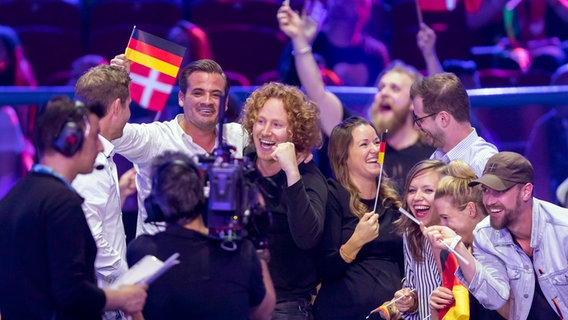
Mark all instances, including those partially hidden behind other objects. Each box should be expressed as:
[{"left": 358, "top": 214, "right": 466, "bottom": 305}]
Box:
[
  {"left": 371, "top": 103, "right": 409, "bottom": 134},
  {"left": 489, "top": 192, "right": 522, "bottom": 230}
]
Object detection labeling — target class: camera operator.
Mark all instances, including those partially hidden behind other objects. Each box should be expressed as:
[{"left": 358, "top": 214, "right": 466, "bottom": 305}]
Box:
[{"left": 126, "top": 151, "right": 275, "bottom": 320}]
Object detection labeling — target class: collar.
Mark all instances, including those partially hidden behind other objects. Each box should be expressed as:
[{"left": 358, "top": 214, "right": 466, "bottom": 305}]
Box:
[
  {"left": 164, "top": 223, "right": 219, "bottom": 242},
  {"left": 529, "top": 198, "right": 541, "bottom": 249},
  {"left": 175, "top": 114, "right": 225, "bottom": 150},
  {"left": 31, "top": 164, "right": 75, "bottom": 191},
  {"left": 434, "top": 128, "right": 479, "bottom": 162},
  {"left": 99, "top": 134, "right": 115, "bottom": 159}
]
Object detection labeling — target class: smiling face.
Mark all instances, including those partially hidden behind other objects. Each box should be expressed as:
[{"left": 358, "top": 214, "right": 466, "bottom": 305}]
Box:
[
  {"left": 370, "top": 71, "right": 414, "bottom": 133},
  {"left": 482, "top": 185, "right": 524, "bottom": 230},
  {"left": 346, "top": 124, "right": 381, "bottom": 186},
  {"left": 406, "top": 170, "right": 443, "bottom": 226},
  {"left": 435, "top": 196, "right": 474, "bottom": 243},
  {"left": 412, "top": 96, "right": 443, "bottom": 148},
  {"left": 252, "top": 97, "right": 290, "bottom": 162},
  {"left": 179, "top": 71, "right": 226, "bottom": 132}
]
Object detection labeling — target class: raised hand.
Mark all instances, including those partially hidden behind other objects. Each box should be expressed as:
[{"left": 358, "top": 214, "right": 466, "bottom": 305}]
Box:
[
  {"left": 417, "top": 23, "right": 437, "bottom": 57},
  {"left": 271, "top": 142, "right": 301, "bottom": 185},
  {"left": 352, "top": 212, "right": 380, "bottom": 246},
  {"left": 110, "top": 54, "right": 131, "bottom": 73},
  {"left": 277, "top": 1, "right": 326, "bottom": 44},
  {"left": 422, "top": 225, "right": 459, "bottom": 250}
]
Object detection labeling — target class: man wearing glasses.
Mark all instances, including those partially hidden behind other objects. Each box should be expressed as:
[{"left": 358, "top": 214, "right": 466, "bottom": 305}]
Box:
[{"left": 409, "top": 72, "right": 498, "bottom": 176}]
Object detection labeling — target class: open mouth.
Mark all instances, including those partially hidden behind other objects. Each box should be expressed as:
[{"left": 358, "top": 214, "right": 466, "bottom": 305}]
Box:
[
  {"left": 197, "top": 107, "right": 215, "bottom": 116},
  {"left": 258, "top": 139, "right": 276, "bottom": 150},
  {"left": 379, "top": 103, "right": 392, "bottom": 112},
  {"left": 488, "top": 207, "right": 504, "bottom": 217},
  {"left": 366, "top": 158, "right": 379, "bottom": 164},
  {"left": 413, "top": 205, "right": 430, "bottom": 219}
]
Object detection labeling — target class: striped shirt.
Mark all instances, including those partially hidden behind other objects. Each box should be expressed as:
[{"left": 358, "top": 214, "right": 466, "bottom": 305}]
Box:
[
  {"left": 430, "top": 128, "right": 498, "bottom": 177},
  {"left": 402, "top": 235, "right": 441, "bottom": 320}
]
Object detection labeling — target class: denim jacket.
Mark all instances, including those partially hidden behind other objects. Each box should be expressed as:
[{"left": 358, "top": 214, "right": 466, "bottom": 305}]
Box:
[{"left": 457, "top": 198, "right": 568, "bottom": 320}]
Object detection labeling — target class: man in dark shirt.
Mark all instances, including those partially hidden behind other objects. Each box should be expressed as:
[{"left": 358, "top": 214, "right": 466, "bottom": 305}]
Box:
[
  {"left": 0, "top": 96, "right": 147, "bottom": 319},
  {"left": 127, "top": 151, "right": 275, "bottom": 319}
]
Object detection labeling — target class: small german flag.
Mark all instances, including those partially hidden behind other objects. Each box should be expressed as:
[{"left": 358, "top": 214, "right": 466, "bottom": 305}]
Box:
[
  {"left": 377, "top": 130, "right": 387, "bottom": 164},
  {"left": 125, "top": 27, "right": 186, "bottom": 111}
]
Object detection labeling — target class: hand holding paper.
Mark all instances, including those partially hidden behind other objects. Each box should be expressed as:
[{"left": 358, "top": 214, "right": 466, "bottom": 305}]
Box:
[{"left": 110, "top": 253, "right": 180, "bottom": 289}]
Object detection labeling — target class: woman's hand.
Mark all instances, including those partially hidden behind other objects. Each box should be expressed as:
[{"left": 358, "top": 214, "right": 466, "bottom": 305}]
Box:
[
  {"left": 352, "top": 211, "right": 379, "bottom": 246},
  {"left": 429, "top": 286, "right": 454, "bottom": 311},
  {"left": 394, "top": 287, "right": 417, "bottom": 313}
]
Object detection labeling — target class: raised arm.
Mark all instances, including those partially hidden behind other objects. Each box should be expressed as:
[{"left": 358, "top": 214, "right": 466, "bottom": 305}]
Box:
[
  {"left": 417, "top": 23, "right": 443, "bottom": 76},
  {"left": 422, "top": 225, "right": 477, "bottom": 281},
  {"left": 272, "top": 143, "right": 327, "bottom": 249},
  {"left": 277, "top": 4, "right": 343, "bottom": 136}
]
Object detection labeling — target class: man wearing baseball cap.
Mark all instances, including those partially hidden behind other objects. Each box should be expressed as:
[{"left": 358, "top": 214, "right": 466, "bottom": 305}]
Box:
[{"left": 423, "top": 151, "right": 568, "bottom": 320}]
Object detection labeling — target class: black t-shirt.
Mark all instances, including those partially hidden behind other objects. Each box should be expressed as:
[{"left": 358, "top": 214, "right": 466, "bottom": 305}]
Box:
[
  {"left": 527, "top": 270, "right": 561, "bottom": 319},
  {"left": 127, "top": 225, "right": 266, "bottom": 320},
  {"left": 383, "top": 140, "right": 435, "bottom": 194}
]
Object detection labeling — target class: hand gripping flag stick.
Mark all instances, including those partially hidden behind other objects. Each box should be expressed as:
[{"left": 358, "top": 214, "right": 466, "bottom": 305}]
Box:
[
  {"left": 365, "top": 289, "right": 416, "bottom": 319},
  {"left": 372, "top": 130, "right": 388, "bottom": 213},
  {"left": 398, "top": 207, "right": 469, "bottom": 266}
]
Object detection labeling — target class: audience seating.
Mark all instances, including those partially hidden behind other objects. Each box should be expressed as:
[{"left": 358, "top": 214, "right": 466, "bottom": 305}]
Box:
[
  {"left": 87, "top": 0, "right": 182, "bottom": 59},
  {"left": 0, "top": 0, "right": 83, "bottom": 85},
  {"left": 188, "top": 0, "right": 281, "bottom": 30},
  {"left": 204, "top": 23, "right": 288, "bottom": 85}
]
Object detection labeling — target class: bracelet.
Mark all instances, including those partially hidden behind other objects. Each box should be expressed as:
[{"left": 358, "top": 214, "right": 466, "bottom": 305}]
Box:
[
  {"left": 291, "top": 45, "right": 312, "bottom": 56},
  {"left": 339, "top": 245, "right": 355, "bottom": 262},
  {"left": 449, "top": 235, "right": 462, "bottom": 250}
]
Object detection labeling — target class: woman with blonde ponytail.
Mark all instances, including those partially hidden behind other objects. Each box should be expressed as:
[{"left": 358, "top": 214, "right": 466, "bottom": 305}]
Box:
[{"left": 428, "top": 160, "right": 507, "bottom": 320}]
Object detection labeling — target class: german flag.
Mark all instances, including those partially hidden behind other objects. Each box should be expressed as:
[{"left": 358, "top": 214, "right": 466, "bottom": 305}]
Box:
[
  {"left": 125, "top": 27, "right": 186, "bottom": 111},
  {"left": 440, "top": 250, "right": 470, "bottom": 320},
  {"left": 377, "top": 130, "right": 387, "bottom": 164}
]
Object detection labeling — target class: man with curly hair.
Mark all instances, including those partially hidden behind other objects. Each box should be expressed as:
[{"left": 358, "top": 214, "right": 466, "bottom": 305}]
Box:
[{"left": 241, "top": 82, "right": 328, "bottom": 319}]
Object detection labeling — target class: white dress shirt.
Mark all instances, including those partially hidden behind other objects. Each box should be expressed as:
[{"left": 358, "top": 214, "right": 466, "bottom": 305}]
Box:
[
  {"left": 73, "top": 135, "right": 128, "bottom": 286},
  {"left": 112, "top": 114, "right": 247, "bottom": 236}
]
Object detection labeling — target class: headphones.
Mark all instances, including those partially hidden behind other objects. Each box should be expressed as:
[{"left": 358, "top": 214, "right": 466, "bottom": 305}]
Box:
[
  {"left": 52, "top": 102, "right": 88, "bottom": 157},
  {"left": 144, "top": 158, "right": 205, "bottom": 224}
]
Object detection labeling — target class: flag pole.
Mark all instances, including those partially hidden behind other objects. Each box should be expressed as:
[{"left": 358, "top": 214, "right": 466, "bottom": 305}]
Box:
[
  {"left": 372, "top": 129, "right": 388, "bottom": 213},
  {"left": 126, "top": 25, "right": 137, "bottom": 54},
  {"left": 415, "top": 0, "right": 423, "bottom": 25},
  {"left": 153, "top": 110, "right": 162, "bottom": 122}
]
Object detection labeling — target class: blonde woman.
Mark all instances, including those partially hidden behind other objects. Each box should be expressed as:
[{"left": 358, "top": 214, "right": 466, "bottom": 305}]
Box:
[{"left": 428, "top": 160, "right": 507, "bottom": 320}]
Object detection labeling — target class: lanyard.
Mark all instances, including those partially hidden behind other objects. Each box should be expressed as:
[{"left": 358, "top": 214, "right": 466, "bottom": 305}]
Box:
[{"left": 31, "top": 164, "right": 75, "bottom": 191}]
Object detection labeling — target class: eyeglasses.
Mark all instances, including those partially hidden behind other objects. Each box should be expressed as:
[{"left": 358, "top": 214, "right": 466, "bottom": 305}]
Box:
[{"left": 412, "top": 112, "right": 438, "bottom": 126}]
